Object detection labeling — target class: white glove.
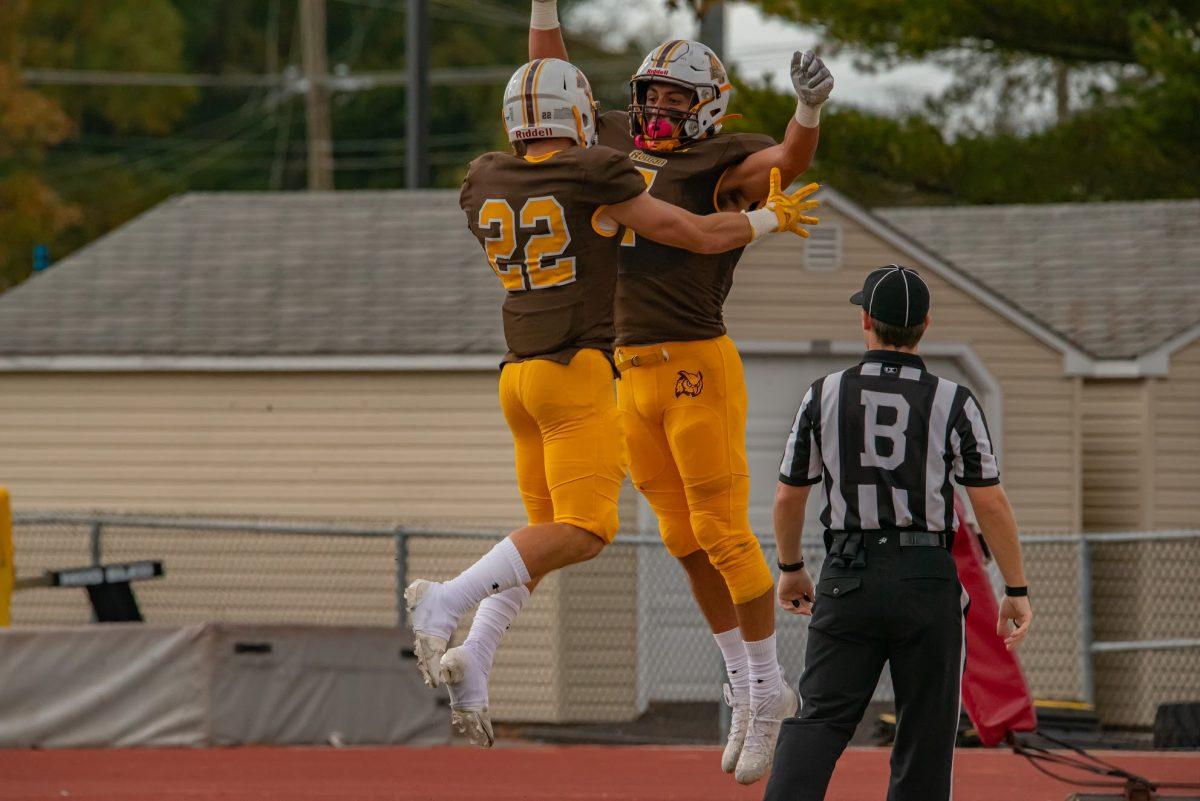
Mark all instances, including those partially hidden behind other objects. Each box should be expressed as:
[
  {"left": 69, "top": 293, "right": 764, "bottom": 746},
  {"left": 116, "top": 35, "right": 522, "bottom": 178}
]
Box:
[{"left": 791, "top": 50, "right": 833, "bottom": 127}]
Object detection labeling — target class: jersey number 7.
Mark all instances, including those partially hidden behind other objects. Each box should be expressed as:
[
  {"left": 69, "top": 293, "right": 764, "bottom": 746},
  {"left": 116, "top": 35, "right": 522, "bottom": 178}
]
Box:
[
  {"left": 479, "top": 196, "right": 576, "bottom": 292},
  {"left": 620, "top": 167, "right": 658, "bottom": 247}
]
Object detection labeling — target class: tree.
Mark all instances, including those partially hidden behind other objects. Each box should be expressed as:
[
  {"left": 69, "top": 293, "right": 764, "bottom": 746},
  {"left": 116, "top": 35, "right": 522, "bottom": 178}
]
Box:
[
  {"left": 0, "top": 3, "right": 79, "bottom": 289},
  {"left": 2, "top": 0, "right": 198, "bottom": 287},
  {"left": 727, "top": 0, "right": 1200, "bottom": 205}
]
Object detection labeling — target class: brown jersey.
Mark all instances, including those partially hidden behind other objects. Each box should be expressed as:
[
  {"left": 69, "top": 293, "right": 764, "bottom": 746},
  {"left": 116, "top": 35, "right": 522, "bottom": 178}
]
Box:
[
  {"left": 460, "top": 145, "right": 647, "bottom": 366},
  {"left": 597, "top": 109, "right": 774, "bottom": 346}
]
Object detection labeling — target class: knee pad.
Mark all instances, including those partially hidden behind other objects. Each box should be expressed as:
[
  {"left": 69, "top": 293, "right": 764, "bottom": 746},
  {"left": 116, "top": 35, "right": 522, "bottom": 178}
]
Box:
[
  {"left": 686, "top": 480, "right": 772, "bottom": 605},
  {"left": 656, "top": 504, "right": 701, "bottom": 558}
]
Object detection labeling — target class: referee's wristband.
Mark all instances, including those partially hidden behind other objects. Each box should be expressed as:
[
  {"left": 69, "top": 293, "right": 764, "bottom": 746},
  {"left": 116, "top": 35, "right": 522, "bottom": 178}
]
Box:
[
  {"left": 778, "top": 559, "right": 805, "bottom": 573},
  {"left": 1004, "top": 585, "right": 1029, "bottom": 597}
]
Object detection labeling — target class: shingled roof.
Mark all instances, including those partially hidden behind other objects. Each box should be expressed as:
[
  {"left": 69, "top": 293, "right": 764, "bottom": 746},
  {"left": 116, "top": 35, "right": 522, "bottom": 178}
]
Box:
[
  {"left": 877, "top": 200, "right": 1200, "bottom": 360},
  {"left": 0, "top": 191, "right": 504, "bottom": 357},
  {"left": 0, "top": 190, "right": 1195, "bottom": 366}
]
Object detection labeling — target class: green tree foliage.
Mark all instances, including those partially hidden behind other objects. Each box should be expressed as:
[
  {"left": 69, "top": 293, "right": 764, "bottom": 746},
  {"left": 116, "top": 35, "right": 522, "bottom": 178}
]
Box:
[
  {"left": 12, "top": 0, "right": 636, "bottom": 285},
  {"left": 750, "top": 0, "right": 1175, "bottom": 63},
  {"left": 2, "top": 0, "right": 196, "bottom": 287},
  {"left": 0, "top": 2, "right": 78, "bottom": 289},
  {"left": 730, "top": 1, "right": 1200, "bottom": 205}
]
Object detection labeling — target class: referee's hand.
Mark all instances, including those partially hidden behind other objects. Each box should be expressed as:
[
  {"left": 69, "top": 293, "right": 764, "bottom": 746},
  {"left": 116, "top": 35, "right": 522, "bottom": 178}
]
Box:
[
  {"left": 997, "top": 596, "right": 1033, "bottom": 651},
  {"left": 778, "top": 569, "right": 815, "bottom": 616}
]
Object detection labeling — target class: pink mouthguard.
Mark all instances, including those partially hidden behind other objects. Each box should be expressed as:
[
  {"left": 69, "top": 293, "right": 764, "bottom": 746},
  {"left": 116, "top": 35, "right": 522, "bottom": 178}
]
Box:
[
  {"left": 638, "top": 117, "right": 676, "bottom": 148},
  {"left": 645, "top": 118, "right": 674, "bottom": 138}
]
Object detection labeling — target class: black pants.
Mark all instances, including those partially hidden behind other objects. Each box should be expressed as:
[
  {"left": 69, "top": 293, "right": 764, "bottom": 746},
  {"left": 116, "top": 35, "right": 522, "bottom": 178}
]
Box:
[{"left": 763, "top": 534, "right": 967, "bottom": 801}]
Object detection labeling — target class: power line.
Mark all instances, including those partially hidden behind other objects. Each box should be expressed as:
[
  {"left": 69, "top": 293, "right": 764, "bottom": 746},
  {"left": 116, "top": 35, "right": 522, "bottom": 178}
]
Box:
[
  {"left": 43, "top": 99, "right": 272, "bottom": 187},
  {"left": 331, "top": 0, "right": 527, "bottom": 29},
  {"left": 57, "top": 130, "right": 493, "bottom": 151},
  {"left": 20, "top": 59, "right": 632, "bottom": 90},
  {"left": 271, "top": 0, "right": 302, "bottom": 189},
  {"left": 20, "top": 68, "right": 286, "bottom": 88}
]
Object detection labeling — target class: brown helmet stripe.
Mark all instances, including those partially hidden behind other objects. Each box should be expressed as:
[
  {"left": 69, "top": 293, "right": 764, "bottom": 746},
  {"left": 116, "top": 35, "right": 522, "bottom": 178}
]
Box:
[
  {"left": 530, "top": 58, "right": 551, "bottom": 125},
  {"left": 654, "top": 40, "right": 684, "bottom": 67},
  {"left": 522, "top": 59, "right": 543, "bottom": 127}
]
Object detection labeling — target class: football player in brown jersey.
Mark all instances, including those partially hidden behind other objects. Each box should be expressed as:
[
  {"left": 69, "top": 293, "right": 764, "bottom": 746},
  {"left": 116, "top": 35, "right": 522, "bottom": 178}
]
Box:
[
  {"left": 530, "top": 4, "right": 834, "bottom": 784},
  {"left": 405, "top": 57, "right": 820, "bottom": 748}
]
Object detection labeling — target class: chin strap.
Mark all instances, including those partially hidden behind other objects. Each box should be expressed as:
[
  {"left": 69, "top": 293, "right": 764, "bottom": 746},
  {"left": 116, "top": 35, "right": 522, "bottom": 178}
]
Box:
[{"left": 634, "top": 134, "right": 682, "bottom": 152}]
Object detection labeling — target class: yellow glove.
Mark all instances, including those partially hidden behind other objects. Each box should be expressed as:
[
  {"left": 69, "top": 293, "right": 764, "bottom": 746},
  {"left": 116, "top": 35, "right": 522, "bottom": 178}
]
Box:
[{"left": 765, "top": 167, "right": 820, "bottom": 238}]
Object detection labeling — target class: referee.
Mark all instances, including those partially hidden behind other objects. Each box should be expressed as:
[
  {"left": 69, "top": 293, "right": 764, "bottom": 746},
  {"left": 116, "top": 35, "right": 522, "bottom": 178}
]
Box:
[{"left": 763, "top": 265, "right": 1033, "bottom": 801}]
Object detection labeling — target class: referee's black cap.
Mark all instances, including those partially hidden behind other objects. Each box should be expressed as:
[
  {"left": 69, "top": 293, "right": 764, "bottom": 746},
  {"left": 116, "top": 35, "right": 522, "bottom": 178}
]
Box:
[{"left": 850, "top": 265, "right": 930, "bottom": 327}]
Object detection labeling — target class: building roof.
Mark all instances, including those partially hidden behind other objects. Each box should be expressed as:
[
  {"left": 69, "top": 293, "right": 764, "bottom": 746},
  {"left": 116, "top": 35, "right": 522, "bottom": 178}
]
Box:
[
  {"left": 0, "top": 191, "right": 505, "bottom": 357},
  {"left": 877, "top": 200, "right": 1200, "bottom": 360},
  {"left": 0, "top": 189, "right": 1195, "bottom": 370}
]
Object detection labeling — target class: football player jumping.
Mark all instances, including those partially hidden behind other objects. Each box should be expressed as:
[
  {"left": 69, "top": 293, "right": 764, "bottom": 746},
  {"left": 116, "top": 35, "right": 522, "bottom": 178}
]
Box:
[
  {"left": 528, "top": 1, "right": 834, "bottom": 785},
  {"left": 407, "top": 57, "right": 820, "bottom": 748}
]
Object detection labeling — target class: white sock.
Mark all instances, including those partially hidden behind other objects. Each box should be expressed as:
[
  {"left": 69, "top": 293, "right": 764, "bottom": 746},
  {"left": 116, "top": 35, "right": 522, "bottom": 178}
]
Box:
[
  {"left": 441, "top": 538, "right": 531, "bottom": 621},
  {"left": 745, "top": 633, "right": 785, "bottom": 707},
  {"left": 713, "top": 628, "right": 750, "bottom": 703},
  {"left": 464, "top": 584, "right": 530, "bottom": 670}
]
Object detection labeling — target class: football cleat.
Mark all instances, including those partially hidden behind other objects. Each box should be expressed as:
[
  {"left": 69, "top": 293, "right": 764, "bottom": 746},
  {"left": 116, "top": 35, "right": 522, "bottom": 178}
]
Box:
[
  {"left": 404, "top": 579, "right": 452, "bottom": 689},
  {"left": 450, "top": 708, "right": 495, "bottom": 749},
  {"left": 721, "top": 683, "right": 752, "bottom": 774},
  {"left": 734, "top": 683, "right": 798, "bottom": 785},
  {"left": 441, "top": 645, "right": 495, "bottom": 748}
]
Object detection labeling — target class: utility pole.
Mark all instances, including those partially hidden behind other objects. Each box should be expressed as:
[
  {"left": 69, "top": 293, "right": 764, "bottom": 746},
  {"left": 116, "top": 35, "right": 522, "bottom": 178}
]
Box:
[
  {"left": 698, "top": 0, "right": 725, "bottom": 61},
  {"left": 300, "top": 0, "right": 333, "bottom": 190},
  {"left": 406, "top": 0, "right": 429, "bottom": 189}
]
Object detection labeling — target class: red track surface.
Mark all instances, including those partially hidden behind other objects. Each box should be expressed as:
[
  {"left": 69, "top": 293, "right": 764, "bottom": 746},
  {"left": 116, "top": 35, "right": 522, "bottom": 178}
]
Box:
[{"left": 1, "top": 745, "right": 1197, "bottom": 801}]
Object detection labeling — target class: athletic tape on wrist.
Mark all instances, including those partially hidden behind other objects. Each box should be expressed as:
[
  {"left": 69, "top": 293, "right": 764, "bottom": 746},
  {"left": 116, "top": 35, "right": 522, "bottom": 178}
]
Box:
[
  {"left": 530, "top": 0, "right": 560, "bottom": 30},
  {"left": 743, "top": 208, "right": 779, "bottom": 243},
  {"left": 794, "top": 100, "right": 821, "bottom": 128}
]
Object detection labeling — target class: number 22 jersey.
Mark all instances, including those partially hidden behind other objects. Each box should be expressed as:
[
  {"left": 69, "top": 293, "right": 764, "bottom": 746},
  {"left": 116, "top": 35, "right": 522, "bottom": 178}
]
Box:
[{"left": 460, "top": 145, "right": 647, "bottom": 366}]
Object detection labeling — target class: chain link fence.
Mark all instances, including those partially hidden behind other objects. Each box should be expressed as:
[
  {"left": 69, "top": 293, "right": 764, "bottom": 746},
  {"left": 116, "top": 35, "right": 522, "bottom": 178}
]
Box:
[{"left": 8, "top": 513, "right": 1200, "bottom": 735}]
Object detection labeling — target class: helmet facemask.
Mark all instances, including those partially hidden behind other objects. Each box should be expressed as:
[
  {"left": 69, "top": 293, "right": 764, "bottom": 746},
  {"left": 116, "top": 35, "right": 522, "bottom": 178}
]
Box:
[{"left": 629, "top": 77, "right": 719, "bottom": 152}]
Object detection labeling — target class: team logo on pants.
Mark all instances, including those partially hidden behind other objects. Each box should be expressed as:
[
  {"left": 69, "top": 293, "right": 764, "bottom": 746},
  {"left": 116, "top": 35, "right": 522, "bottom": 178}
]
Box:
[{"left": 674, "top": 370, "right": 703, "bottom": 398}]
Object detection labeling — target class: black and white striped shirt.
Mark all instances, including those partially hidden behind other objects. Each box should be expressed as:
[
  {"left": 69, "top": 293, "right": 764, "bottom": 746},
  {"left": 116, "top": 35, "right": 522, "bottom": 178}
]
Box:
[{"left": 778, "top": 350, "right": 999, "bottom": 533}]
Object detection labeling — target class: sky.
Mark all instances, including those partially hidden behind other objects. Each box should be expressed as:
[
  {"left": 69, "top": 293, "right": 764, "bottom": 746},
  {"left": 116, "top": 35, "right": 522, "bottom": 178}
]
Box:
[{"left": 570, "top": 0, "right": 954, "bottom": 114}]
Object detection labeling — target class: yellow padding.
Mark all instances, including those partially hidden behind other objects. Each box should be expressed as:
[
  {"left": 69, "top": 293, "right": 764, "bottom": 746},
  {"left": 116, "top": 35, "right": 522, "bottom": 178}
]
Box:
[{"left": 0, "top": 487, "right": 12, "bottom": 627}]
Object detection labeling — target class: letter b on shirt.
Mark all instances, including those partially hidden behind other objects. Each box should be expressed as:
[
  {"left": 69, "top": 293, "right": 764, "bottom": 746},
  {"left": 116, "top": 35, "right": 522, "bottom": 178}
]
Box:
[{"left": 860, "top": 390, "right": 910, "bottom": 471}]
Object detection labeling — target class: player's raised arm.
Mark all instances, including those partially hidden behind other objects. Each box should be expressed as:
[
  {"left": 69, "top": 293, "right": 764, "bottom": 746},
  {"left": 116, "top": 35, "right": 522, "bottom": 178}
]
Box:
[
  {"left": 604, "top": 168, "right": 820, "bottom": 254},
  {"left": 529, "top": 0, "right": 568, "bottom": 60},
  {"left": 717, "top": 51, "right": 833, "bottom": 211}
]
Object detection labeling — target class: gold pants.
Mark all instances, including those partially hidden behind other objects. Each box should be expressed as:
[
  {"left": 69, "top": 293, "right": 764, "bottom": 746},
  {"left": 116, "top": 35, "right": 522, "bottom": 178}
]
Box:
[
  {"left": 499, "top": 349, "right": 626, "bottom": 542},
  {"left": 616, "top": 336, "right": 772, "bottom": 604}
]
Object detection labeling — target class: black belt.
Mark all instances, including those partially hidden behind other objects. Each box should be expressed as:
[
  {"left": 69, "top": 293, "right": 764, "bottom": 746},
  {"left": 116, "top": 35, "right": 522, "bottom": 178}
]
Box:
[
  {"left": 897, "top": 531, "right": 947, "bottom": 548},
  {"left": 826, "top": 529, "right": 946, "bottom": 547},
  {"left": 824, "top": 530, "right": 947, "bottom": 569}
]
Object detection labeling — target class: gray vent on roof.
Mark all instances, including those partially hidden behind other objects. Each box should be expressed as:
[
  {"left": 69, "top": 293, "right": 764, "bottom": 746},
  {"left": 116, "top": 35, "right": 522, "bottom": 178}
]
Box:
[{"left": 803, "top": 223, "right": 841, "bottom": 272}]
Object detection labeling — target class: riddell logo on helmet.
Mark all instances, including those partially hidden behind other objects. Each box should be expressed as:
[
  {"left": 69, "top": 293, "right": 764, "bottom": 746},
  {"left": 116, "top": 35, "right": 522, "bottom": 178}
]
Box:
[
  {"left": 513, "top": 127, "right": 555, "bottom": 140},
  {"left": 644, "top": 67, "right": 671, "bottom": 76}
]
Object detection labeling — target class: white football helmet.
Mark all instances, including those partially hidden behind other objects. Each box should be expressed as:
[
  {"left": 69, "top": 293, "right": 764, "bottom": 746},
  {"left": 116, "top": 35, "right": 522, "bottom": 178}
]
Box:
[
  {"left": 503, "top": 58, "right": 598, "bottom": 148},
  {"left": 629, "top": 39, "right": 732, "bottom": 152}
]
